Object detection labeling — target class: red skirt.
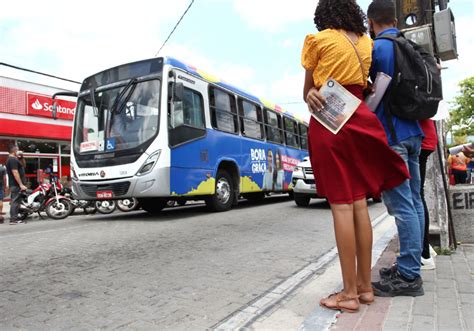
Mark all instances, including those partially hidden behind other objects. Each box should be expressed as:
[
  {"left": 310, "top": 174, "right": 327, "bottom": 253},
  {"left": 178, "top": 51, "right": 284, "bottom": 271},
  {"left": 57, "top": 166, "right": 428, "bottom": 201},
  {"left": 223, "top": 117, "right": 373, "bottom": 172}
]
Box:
[{"left": 307, "top": 85, "right": 409, "bottom": 204}]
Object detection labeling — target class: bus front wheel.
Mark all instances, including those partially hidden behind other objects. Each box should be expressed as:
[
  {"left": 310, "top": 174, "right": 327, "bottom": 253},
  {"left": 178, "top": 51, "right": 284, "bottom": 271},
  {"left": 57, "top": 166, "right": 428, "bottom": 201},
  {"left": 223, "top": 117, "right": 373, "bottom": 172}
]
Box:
[
  {"left": 138, "top": 198, "right": 168, "bottom": 214},
  {"left": 206, "top": 170, "right": 234, "bottom": 212}
]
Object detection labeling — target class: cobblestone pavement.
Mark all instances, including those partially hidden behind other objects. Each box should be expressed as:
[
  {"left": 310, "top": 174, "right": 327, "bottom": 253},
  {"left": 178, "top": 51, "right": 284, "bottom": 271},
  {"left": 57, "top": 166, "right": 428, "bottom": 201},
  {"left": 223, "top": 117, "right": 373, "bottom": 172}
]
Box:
[
  {"left": 331, "top": 241, "right": 474, "bottom": 331},
  {"left": 0, "top": 197, "right": 386, "bottom": 330}
]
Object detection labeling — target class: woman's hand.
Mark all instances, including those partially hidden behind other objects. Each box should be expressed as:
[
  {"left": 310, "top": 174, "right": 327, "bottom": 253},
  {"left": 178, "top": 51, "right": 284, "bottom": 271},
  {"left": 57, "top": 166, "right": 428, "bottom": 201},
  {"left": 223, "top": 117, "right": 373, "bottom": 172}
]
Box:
[{"left": 305, "top": 87, "right": 326, "bottom": 114}]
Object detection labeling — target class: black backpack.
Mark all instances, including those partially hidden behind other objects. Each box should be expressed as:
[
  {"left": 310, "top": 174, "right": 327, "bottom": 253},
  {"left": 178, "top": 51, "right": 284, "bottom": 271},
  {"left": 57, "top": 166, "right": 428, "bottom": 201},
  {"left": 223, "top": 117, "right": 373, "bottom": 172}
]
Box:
[{"left": 376, "top": 32, "right": 442, "bottom": 140}]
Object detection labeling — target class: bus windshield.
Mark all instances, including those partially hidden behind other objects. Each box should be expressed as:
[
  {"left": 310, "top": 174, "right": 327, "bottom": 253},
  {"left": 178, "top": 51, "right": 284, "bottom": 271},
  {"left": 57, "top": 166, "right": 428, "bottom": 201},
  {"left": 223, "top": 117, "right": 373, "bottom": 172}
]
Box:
[{"left": 74, "top": 79, "right": 160, "bottom": 155}]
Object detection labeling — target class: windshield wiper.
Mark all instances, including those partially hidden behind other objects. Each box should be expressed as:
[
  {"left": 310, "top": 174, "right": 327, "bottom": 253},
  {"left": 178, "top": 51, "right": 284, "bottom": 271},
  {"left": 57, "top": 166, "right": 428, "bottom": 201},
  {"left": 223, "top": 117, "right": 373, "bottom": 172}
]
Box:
[{"left": 110, "top": 78, "right": 138, "bottom": 114}]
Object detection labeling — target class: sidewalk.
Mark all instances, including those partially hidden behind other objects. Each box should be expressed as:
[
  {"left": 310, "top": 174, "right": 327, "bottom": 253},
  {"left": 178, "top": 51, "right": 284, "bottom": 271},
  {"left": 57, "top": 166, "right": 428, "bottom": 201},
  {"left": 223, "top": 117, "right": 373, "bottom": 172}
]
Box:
[{"left": 329, "top": 241, "right": 473, "bottom": 331}]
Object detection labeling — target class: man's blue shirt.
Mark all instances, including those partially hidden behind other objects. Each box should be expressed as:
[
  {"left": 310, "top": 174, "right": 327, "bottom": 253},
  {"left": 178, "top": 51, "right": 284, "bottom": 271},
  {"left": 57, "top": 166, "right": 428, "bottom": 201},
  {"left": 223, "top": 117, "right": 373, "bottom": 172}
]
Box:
[{"left": 370, "top": 27, "right": 423, "bottom": 146}]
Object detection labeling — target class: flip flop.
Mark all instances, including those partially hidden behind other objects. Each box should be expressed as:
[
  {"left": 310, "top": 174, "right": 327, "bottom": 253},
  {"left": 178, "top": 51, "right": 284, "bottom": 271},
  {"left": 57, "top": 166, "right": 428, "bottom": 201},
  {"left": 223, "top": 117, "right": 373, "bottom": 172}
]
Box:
[{"left": 319, "top": 291, "right": 360, "bottom": 313}]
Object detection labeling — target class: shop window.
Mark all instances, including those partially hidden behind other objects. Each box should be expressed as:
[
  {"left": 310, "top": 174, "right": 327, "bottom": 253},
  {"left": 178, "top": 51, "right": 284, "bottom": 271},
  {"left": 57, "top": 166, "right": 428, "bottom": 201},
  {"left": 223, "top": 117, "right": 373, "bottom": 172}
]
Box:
[{"left": 17, "top": 140, "right": 59, "bottom": 154}]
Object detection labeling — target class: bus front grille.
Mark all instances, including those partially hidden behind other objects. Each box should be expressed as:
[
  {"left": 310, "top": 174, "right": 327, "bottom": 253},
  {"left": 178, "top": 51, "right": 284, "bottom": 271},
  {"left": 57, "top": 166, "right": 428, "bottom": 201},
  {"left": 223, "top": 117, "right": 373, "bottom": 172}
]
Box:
[{"left": 80, "top": 181, "right": 131, "bottom": 197}]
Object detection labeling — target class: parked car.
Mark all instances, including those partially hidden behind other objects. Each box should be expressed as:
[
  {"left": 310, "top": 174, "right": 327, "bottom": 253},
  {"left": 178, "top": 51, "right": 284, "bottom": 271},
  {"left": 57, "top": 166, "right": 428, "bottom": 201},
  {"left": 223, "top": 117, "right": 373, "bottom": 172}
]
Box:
[
  {"left": 290, "top": 157, "right": 324, "bottom": 206},
  {"left": 291, "top": 157, "right": 382, "bottom": 206}
]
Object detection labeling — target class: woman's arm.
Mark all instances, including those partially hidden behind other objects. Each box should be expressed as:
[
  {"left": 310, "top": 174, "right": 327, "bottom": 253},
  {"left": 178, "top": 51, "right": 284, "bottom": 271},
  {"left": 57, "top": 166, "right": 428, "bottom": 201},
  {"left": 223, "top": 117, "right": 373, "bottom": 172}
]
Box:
[{"left": 303, "top": 70, "right": 325, "bottom": 113}]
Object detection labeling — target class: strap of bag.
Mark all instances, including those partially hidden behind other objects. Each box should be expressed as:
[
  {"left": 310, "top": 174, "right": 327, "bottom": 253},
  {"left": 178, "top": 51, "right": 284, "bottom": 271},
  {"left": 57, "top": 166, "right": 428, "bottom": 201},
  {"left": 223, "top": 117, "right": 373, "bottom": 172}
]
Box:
[{"left": 339, "top": 31, "right": 367, "bottom": 83}]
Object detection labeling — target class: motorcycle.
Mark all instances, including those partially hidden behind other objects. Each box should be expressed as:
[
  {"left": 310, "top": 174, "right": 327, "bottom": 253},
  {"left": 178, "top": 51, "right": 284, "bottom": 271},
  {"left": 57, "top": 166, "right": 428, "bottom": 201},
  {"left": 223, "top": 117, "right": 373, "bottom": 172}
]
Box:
[
  {"left": 117, "top": 198, "right": 139, "bottom": 212},
  {"left": 61, "top": 187, "right": 97, "bottom": 215},
  {"left": 18, "top": 179, "right": 72, "bottom": 220},
  {"left": 95, "top": 200, "right": 117, "bottom": 214}
]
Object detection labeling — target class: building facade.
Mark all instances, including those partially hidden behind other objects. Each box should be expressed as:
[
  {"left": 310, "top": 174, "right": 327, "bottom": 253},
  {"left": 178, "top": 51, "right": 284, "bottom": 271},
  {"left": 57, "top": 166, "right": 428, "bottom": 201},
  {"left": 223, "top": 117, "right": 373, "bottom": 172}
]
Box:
[{"left": 0, "top": 76, "right": 77, "bottom": 188}]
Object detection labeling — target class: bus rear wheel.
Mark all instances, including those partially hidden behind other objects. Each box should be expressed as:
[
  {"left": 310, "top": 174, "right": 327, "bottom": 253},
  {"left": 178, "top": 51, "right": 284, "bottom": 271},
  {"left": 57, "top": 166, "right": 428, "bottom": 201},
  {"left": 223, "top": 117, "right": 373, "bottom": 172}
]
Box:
[
  {"left": 206, "top": 170, "right": 234, "bottom": 212},
  {"left": 138, "top": 198, "right": 168, "bottom": 214}
]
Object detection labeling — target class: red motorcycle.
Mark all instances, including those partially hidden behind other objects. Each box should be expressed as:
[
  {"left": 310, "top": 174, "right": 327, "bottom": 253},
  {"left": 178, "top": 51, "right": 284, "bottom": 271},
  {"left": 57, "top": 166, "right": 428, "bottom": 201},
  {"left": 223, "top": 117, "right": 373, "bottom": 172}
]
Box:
[{"left": 18, "top": 179, "right": 72, "bottom": 220}]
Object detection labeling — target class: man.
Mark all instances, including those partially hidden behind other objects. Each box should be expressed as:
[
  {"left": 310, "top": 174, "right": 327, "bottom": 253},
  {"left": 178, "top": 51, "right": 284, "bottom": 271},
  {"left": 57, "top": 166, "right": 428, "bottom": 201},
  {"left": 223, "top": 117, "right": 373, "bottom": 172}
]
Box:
[
  {"left": 6, "top": 144, "right": 27, "bottom": 225},
  {"left": 0, "top": 163, "right": 7, "bottom": 224},
  {"left": 367, "top": 0, "right": 425, "bottom": 297}
]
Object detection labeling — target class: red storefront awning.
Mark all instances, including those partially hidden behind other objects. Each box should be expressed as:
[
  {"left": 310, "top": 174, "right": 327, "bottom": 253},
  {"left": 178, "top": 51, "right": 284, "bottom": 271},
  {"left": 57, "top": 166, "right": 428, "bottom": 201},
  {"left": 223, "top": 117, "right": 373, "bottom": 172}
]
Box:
[{"left": 1, "top": 118, "right": 72, "bottom": 141}]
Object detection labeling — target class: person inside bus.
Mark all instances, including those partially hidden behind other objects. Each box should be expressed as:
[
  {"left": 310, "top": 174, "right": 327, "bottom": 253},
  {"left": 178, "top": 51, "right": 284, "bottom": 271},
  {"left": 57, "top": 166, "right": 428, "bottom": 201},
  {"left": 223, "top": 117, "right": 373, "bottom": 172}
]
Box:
[{"left": 301, "top": 0, "right": 409, "bottom": 312}]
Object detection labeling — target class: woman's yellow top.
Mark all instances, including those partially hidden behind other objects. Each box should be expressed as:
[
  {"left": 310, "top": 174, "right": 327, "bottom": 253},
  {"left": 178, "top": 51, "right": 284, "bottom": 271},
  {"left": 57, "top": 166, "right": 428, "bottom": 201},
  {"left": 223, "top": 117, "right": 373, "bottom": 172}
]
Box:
[{"left": 301, "top": 29, "right": 373, "bottom": 88}]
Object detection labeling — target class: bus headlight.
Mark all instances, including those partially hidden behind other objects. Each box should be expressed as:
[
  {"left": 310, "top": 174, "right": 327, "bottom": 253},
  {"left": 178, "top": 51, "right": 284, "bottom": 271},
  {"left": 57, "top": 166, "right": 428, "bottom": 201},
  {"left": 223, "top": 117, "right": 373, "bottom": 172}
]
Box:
[{"left": 137, "top": 150, "right": 161, "bottom": 176}]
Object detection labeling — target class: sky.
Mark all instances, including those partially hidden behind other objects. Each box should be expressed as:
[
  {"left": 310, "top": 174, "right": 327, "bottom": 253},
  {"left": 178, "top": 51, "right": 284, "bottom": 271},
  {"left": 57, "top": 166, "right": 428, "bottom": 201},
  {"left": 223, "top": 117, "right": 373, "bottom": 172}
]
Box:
[{"left": 1, "top": 0, "right": 473, "bottom": 122}]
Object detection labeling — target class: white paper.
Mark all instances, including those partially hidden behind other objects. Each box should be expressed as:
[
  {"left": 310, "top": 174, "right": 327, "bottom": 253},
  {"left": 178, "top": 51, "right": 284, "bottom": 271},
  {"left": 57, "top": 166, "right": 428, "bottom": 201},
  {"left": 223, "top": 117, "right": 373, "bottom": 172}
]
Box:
[
  {"left": 365, "top": 72, "right": 392, "bottom": 112},
  {"left": 312, "top": 78, "right": 361, "bottom": 134}
]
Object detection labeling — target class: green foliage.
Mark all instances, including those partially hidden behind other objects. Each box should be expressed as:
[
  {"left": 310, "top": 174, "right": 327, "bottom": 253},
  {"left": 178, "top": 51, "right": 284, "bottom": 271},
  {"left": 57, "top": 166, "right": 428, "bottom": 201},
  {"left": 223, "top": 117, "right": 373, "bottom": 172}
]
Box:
[{"left": 448, "top": 77, "right": 474, "bottom": 138}]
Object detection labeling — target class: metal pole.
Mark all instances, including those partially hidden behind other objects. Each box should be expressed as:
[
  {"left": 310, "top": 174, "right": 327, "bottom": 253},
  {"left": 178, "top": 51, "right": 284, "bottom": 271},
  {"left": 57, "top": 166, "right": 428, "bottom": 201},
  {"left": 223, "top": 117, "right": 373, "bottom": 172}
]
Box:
[{"left": 434, "top": 121, "right": 457, "bottom": 249}]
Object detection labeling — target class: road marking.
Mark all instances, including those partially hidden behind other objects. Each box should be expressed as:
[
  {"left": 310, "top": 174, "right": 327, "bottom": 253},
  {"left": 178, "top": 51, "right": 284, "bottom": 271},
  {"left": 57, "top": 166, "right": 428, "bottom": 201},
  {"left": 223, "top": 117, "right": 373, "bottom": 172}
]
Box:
[{"left": 212, "top": 211, "right": 390, "bottom": 330}]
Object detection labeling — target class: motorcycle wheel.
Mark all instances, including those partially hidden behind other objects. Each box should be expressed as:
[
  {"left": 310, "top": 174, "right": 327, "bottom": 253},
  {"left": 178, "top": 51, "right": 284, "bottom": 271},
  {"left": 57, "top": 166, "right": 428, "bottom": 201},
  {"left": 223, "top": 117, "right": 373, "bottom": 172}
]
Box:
[
  {"left": 45, "top": 198, "right": 73, "bottom": 220},
  {"left": 95, "top": 200, "right": 116, "bottom": 214},
  {"left": 117, "top": 198, "right": 139, "bottom": 212}
]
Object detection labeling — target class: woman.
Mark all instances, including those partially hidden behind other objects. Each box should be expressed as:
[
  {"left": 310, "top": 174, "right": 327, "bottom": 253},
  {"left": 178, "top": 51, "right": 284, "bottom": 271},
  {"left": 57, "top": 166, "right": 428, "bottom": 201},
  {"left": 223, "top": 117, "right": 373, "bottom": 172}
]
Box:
[
  {"left": 301, "top": 0, "right": 409, "bottom": 312},
  {"left": 447, "top": 152, "right": 470, "bottom": 184}
]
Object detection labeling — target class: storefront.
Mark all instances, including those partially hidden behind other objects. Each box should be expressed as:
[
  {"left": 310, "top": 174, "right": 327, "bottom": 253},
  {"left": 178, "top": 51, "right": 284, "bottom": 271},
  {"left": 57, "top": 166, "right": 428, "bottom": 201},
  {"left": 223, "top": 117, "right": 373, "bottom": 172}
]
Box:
[{"left": 0, "top": 76, "right": 76, "bottom": 189}]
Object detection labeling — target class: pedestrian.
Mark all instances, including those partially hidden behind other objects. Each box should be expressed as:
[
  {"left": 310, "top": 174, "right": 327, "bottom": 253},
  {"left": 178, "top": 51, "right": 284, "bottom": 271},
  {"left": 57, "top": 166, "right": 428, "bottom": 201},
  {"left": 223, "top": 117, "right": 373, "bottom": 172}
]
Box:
[
  {"left": 447, "top": 152, "right": 470, "bottom": 184},
  {"left": 6, "top": 144, "right": 27, "bottom": 225},
  {"left": 301, "top": 0, "right": 409, "bottom": 312},
  {"left": 368, "top": 0, "right": 426, "bottom": 297},
  {"left": 419, "top": 119, "right": 438, "bottom": 270},
  {"left": 0, "top": 163, "right": 7, "bottom": 224}
]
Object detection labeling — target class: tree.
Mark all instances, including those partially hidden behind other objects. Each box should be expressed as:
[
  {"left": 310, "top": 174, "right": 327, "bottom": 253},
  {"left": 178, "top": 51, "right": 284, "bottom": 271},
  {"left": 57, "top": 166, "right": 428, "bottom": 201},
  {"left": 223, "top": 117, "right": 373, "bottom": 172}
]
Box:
[{"left": 447, "top": 77, "right": 474, "bottom": 138}]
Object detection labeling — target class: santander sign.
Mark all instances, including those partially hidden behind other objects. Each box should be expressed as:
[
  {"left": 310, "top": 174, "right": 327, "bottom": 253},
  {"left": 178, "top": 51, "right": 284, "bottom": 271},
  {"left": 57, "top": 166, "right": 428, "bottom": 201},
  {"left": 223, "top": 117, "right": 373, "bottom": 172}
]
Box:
[{"left": 27, "top": 92, "right": 76, "bottom": 121}]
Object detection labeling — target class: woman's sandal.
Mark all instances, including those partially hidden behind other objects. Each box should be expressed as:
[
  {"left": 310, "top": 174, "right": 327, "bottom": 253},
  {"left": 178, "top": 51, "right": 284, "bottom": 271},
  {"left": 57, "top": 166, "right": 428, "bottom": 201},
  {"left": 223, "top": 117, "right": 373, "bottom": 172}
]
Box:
[
  {"left": 357, "top": 287, "right": 374, "bottom": 305},
  {"left": 319, "top": 291, "right": 360, "bottom": 313}
]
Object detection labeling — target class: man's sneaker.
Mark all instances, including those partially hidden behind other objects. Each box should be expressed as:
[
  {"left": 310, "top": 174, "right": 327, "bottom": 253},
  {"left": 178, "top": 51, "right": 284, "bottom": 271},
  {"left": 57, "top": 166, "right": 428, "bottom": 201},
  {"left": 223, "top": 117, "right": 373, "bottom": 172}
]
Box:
[
  {"left": 372, "top": 271, "right": 424, "bottom": 297},
  {"left": 379, "top": 263, "right": 397, "bottom": 279},
  {"left": 9, "top": 220, "right": 18, "bottom": 225},
  {"left": 421, "top": 256, "right": 436, "bottom": 270}
]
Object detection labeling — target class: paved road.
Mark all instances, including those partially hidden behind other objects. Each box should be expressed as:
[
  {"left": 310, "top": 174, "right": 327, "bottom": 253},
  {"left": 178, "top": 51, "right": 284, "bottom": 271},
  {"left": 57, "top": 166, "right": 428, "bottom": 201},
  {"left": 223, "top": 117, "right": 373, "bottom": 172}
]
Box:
[{"left": 0, "top": 197, "right": 386, "bottom": 330}]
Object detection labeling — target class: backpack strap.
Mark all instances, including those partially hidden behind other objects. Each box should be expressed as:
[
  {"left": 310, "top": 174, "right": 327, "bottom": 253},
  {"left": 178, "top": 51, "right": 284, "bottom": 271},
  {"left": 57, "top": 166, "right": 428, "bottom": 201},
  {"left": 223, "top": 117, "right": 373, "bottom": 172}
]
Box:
[
  {"left": 339, "top": 31, "right": 367, "bottom": 84},
  {"left": 374, "top": 32, "right": 400, "bottom": 144}
]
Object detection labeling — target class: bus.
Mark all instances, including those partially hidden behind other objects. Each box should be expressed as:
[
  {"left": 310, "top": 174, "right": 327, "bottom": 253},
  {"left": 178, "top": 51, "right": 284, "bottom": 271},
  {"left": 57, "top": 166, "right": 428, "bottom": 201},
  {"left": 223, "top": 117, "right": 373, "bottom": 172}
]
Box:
[{"left": 57, "top": 57, "right": 309, "bottom": 213}]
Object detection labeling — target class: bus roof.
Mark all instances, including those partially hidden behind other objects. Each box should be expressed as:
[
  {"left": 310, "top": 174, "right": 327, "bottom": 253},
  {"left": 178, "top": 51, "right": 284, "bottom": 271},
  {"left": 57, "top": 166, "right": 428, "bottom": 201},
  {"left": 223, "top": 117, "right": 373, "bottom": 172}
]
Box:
[{"left": 164, "top": 57, "right": 308, "bottom": 126}]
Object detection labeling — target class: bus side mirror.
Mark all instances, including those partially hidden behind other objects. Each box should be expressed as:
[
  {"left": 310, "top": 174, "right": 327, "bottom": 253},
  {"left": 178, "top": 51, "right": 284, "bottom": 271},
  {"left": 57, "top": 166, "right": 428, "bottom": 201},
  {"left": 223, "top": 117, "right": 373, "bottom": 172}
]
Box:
[
  {"left": 52, "top": 101, "right": 58, "bottom": 120},
  {"left": 51, "top": 91, "right": 78, "bottom": 120},
  {"left": 170, "top": 101, "right": 184, "bottom": 128}
]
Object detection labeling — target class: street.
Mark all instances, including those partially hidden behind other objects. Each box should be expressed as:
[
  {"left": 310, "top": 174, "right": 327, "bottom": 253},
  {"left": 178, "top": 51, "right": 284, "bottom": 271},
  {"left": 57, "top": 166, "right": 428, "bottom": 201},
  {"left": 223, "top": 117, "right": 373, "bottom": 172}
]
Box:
[{"left": 0, "top": 196, "right": 387, "bottom": 330}]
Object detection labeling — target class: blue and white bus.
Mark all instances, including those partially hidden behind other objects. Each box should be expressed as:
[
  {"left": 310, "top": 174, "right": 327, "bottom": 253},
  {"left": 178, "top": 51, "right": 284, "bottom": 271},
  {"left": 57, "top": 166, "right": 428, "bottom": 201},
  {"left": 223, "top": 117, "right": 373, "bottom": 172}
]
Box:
[{"left": 63, "top": 57, "right": 309, "bottom": 213}]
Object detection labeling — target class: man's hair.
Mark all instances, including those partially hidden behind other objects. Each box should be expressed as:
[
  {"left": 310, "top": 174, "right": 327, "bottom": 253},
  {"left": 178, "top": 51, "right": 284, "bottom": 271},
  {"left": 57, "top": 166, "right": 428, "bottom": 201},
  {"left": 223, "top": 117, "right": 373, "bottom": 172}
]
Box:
[
  {"left": 314, "top": 0, "right": 367, "bottom": 36},
  {"left": 8, "top": 144, "right": 18, "bottom": 153},
  {"left": 367, "top": 0, "right": 396, "bottom": 25}
]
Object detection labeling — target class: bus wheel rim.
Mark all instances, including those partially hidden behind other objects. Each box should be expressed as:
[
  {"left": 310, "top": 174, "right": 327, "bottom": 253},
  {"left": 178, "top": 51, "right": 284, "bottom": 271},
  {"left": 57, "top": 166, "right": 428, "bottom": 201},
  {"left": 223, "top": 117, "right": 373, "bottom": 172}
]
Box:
[{"left": 216, "top": 178, "right": 231, "bottom": 204}]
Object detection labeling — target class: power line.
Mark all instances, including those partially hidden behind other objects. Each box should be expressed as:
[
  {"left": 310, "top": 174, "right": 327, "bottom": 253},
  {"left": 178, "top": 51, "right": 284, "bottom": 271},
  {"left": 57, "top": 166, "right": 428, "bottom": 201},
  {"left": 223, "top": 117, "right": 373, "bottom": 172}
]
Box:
[
  {"left": 0, "top": 62, "right": 81, "bottom": 84},
  {"left": 155, "top": 0, "right": 195, "bottom": 57}
]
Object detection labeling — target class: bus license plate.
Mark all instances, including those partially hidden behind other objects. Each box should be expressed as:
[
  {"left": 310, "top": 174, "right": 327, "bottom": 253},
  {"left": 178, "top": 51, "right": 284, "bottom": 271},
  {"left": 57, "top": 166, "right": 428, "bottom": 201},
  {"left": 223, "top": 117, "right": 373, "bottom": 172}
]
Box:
[
  {"left": 96, "top": 191, "right": 113, "bottom": 199},
  {"left": 310, "top": 184, "right": 316, "bottom": 189}
]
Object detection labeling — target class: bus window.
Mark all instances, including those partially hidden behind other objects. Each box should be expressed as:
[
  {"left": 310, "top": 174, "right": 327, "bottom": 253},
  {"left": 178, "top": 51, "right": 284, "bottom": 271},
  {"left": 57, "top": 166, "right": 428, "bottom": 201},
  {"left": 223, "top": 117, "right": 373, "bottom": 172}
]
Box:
[
  {"left": 299, "top": 124, "right": 308, "bottom": 150},
  {"left": 238, "top": 99, "right": 263, "bottom": 140},
  {"left": 209, "top": 87, "right": 238, "bottom": 134},
  {"left": 264, "top": 109, "right": 282, "bottom": 144},
  {"left": 182, "top": 88, "right": 205, "bottom": 128},
  {"left": 284, "top": 117, "right": 299, "bottom": 148}
]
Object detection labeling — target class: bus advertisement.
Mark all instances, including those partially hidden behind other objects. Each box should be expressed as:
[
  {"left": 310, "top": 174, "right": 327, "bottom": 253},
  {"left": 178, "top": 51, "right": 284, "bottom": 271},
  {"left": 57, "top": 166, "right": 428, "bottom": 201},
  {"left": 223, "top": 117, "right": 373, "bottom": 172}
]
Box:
[{"left": 59, "top": 57, "right": 309, "bottom": 213}]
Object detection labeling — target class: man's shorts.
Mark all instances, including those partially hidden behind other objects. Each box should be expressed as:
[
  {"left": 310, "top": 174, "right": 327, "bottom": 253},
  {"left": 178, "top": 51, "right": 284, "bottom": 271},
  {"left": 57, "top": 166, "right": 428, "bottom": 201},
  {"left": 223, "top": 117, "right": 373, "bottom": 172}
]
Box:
[{"left": 0, "top": 188, "right": 3, "bottom": 200}]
